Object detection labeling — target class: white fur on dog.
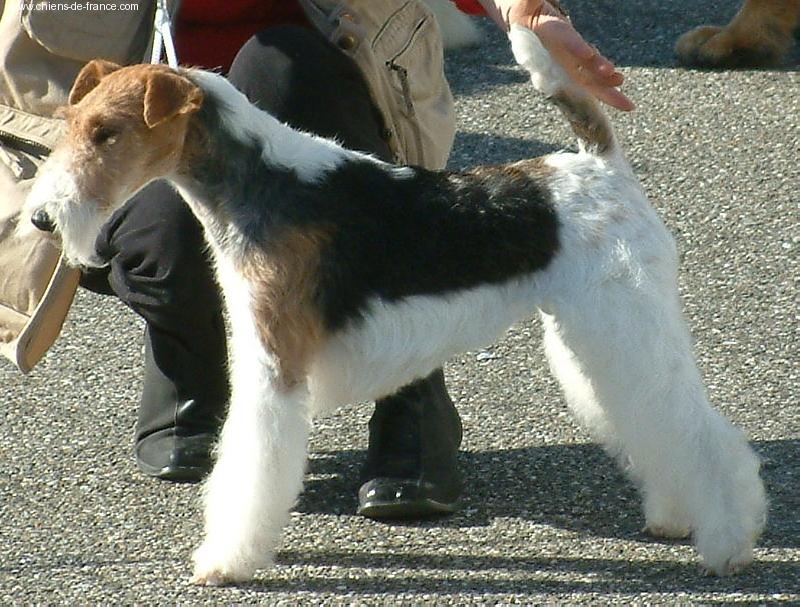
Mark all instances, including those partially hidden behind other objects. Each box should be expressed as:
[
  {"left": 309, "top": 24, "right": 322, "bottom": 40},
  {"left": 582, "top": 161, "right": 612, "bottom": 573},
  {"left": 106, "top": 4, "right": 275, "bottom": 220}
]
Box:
[
  {"left": 510, "top": 25, "right": 571, "bottom": 99},
  {"left": 537, "top": 151, "right": 765, "bottom": 573},
  {"left": 189, "top": 70, "right": 351, "bottom": 183},
  {"left": 190, "top": 257, "right": 310, "bottom": 583},
  {"left": 309, "top": 278, "right": 538, "bottom": 411}
]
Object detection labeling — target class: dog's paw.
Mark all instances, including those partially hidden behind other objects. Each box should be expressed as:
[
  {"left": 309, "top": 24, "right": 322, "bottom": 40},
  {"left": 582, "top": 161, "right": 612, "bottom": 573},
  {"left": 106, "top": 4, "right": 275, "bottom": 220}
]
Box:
[
  {"left": 676, "top": 0, "right": 798, "bottom": 68},
  {"left": 189, "top": 562, "right": 256, "bottom": 586},
  {"left": 644, "top": 523, "right": 692, "bottom": 540},
  {"left": 643, "top": 499, "right": 692, "bottom": 541},
  {"left": 189, "top": 569, "right": 238, "bottom": 587},
  {"left": 701, "top": 546, "right": 754, "bottom": 577},
  {"left": 695, "top": 526, "right": 759, "bottom": 576},
  {"left": 675, "top": 22, "right": 791, "bottom": 68},
  {"left": 190, "top": 543, "right": 264, "bottom": 586},
  {"left": 675, "top": 26, "right": 728, "bottom": 66}
]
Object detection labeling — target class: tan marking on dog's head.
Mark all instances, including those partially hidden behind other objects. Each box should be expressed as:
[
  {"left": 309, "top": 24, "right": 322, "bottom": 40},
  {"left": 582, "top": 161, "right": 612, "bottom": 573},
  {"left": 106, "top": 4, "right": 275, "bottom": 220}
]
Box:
[
  {"left": 239, "top": 226, "right": 332, "bottom": 391},
  {"left": 142, "top": 68, "right": 204, "bottom": 128},
  {"left": 69, "top": 59, "right": 122, "bottom": 106},
  {"left": 57, "top": 62, "right": 204, "bottom": 215}
]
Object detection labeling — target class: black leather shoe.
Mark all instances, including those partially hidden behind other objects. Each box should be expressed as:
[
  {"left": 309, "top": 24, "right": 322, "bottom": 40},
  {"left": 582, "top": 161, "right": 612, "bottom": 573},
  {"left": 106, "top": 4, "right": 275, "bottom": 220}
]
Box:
[
  {"left": 135, "top": 428, "right": 215, "bottom": 483},
  {"left": 358, "top": 369, "right": 463, "bottom": 519},
  {"left": 357, "top": 478, "right": 460, "bottom": 519}
]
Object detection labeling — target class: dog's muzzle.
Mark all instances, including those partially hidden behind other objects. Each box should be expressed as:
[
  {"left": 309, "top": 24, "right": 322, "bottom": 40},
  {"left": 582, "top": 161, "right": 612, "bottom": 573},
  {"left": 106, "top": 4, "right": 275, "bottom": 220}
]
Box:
[{"left": 30, "top": 209, "right": 56, "bottom": 233}]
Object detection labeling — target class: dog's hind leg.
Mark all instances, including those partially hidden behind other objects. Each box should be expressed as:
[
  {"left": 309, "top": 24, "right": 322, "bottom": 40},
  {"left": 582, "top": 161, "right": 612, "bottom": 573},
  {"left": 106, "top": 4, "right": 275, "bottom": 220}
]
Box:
[
  {"left": 539, "top": 239, "right": 766, "bottom": 574},
  {"left": 512, "top": 16, "right": 765, "bottom": 575},
  {"left": 542, "top": 326, "right": 617, "bottom": 449},
  {"left": 542, "top": 316, "right": 691, "bottom": 539},
  {"left": 190, "top": 342, "right": 311, "bottom": 585}
]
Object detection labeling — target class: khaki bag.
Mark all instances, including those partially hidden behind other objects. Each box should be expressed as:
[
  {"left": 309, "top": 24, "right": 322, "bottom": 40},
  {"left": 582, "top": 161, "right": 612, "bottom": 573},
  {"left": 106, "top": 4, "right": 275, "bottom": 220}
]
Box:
[
  {"left": 0, "top": 144, "right": 79, "bottom": 373},
  {"left": 0, "top": 0, "right": 155, "bottom": 372}
]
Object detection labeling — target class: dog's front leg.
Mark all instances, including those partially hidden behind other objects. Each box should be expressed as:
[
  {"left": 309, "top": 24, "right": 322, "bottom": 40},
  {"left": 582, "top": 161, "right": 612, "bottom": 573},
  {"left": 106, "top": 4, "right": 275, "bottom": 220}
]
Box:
[{"left": 190, "top": 349, "right": 310, "bottom": 586}]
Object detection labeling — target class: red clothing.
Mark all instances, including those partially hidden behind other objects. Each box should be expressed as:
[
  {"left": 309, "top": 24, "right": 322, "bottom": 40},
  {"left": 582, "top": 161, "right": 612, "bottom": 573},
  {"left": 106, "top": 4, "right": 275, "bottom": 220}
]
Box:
[
  {"left": 453, "top": 0, "right": 486, "bottom": 14},
  {"left": 175, "top": 1, "right": 309, "bottom": 71},
  {"left": 176, "top": 1, "right": 486, "bottom": 72}
]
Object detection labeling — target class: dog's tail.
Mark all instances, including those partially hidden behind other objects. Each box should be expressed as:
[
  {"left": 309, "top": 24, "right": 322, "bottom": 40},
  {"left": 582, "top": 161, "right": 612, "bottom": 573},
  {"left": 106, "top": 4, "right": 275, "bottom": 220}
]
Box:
[{"left": 509, "top": 25, "right": 617, "bottom": 157}]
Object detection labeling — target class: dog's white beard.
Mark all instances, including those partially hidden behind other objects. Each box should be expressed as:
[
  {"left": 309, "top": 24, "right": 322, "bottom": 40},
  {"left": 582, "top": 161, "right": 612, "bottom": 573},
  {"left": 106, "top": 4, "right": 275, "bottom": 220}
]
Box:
[
  {"left": 25, "top": 162, "right": 110, "bottom": 268},
  {"left": 56, "top": 201, "right": 109, "bottom": 268}
]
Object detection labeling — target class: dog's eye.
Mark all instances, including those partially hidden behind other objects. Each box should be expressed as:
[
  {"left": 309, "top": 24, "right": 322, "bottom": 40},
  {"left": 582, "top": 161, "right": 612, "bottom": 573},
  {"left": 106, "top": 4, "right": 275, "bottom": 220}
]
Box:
[{"left": 91, "top": 125, "right": 119, "bottom": 146}]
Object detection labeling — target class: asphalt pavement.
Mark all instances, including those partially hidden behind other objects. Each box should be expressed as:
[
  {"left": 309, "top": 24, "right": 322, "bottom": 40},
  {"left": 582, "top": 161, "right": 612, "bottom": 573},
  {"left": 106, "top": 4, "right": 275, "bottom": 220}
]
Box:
[{"left": 1, "top": 1, "right": 798, "bottom": 604}]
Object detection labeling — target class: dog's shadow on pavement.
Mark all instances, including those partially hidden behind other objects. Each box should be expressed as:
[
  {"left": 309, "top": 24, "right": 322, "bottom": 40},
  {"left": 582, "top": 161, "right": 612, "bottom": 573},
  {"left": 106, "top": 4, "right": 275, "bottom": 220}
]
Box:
[
  {"left": 298, "top": 438, "right": 798, "bottom": 550},
  {"left": 281, "top": 439, "right": 798, "bottom": 597},
  {"left": 268, "top": 546, "right": 797, "bottom": 598}
]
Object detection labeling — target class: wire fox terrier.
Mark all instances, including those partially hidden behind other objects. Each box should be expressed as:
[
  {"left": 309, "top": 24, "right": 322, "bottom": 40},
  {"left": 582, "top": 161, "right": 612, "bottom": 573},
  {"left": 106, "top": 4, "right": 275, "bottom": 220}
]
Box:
[{"left": 24, "top": 26, "right": 766, "bottom": 585}]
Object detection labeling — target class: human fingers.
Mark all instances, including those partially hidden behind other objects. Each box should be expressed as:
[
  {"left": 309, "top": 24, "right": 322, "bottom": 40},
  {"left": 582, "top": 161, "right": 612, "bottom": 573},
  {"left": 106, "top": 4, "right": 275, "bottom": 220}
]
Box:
[{"left": 534, "top": 17, "right": 635, "bottom": 111}]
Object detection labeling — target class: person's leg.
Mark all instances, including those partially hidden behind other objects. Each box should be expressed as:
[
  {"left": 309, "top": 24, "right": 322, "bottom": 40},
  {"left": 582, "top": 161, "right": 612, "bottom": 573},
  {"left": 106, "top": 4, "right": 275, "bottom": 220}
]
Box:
[
  {"left": 228, "top": 27, "right": 393, "bottom": 160},
  {"left": 81, "top": 180, "right": 228, "bottom": 481},
  {"left": 227, "top": 26, "right": 463, "bottom": 517}
]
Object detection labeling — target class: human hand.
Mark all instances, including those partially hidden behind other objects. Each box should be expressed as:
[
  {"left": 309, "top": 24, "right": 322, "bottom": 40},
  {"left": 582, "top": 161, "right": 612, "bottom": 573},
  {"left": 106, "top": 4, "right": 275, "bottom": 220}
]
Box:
[{"left": 480, "top": 0, "right": 635, "bottom": 111}]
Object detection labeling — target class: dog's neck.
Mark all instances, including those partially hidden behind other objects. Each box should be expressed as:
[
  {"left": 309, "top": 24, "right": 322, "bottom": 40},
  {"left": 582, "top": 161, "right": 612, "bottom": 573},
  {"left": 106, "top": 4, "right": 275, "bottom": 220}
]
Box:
[{"left": 170, "top": 69, "right": 355, "bottom": 245}]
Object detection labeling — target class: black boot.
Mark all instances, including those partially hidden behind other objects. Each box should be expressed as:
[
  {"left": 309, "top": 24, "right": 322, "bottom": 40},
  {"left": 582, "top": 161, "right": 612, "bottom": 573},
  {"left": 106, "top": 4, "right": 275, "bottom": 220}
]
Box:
[
  {"left": 358, "top": 369, "right": 463, "bottom": 519},
  {"left": 134, "top": 321, "right": 228, "bottom": 483},
  {"left": 77, "top": 181, "right": 230, "bottom": 483}
]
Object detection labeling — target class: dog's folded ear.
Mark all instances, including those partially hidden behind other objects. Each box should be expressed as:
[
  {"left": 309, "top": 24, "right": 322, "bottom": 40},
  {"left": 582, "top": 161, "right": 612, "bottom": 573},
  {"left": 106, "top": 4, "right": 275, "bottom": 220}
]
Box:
[
  {"left": 143, "top": 71, "right": 204, "bottom": 129},
  {"left": 69, "top": 59, "right": 122, "bottom": 106}
]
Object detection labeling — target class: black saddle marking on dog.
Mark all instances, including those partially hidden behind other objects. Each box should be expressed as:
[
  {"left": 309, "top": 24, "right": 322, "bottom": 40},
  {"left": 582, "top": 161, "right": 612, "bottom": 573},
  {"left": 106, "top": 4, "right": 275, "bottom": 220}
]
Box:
[
  {"left": 310, "top": 161, "right": 560, "bottom": 331},
  {"left": 183, "top": 93, "right": 560, "bottom": 332}
]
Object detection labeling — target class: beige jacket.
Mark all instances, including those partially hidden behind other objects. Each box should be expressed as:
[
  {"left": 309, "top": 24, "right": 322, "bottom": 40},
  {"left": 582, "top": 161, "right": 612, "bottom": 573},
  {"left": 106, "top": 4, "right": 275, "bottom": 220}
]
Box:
[{"left": 0, "top": 0, "right": 455, "bottom": 372}]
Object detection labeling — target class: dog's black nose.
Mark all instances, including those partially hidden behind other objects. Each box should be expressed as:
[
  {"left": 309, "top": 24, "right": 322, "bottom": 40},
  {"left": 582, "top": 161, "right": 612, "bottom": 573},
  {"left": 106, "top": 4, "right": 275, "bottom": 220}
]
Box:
[{"left": 31, "top": 210, "right": 56, "bottom": 233}]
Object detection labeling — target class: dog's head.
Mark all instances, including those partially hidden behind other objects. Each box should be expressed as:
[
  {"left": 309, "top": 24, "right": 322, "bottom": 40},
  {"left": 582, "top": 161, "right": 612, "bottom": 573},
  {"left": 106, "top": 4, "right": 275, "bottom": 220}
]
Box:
[{"left": 24, "top": 60, "right": 204, "bottom": 267}]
